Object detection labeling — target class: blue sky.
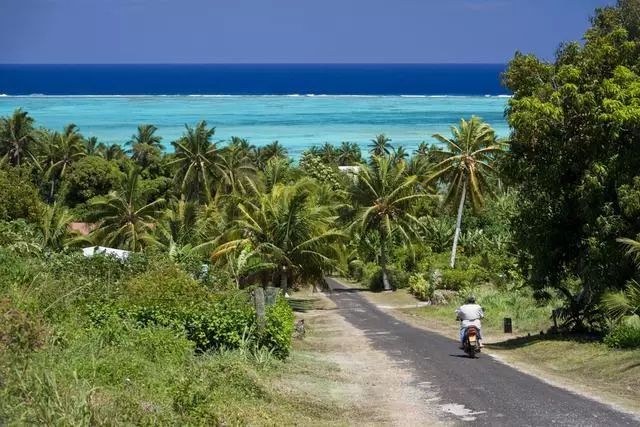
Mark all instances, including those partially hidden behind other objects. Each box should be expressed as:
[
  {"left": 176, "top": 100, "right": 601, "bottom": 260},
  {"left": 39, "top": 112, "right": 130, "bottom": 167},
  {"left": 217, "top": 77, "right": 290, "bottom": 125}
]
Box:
[{"left": 0, "top": 0, "right": 615, "bottom": 63}]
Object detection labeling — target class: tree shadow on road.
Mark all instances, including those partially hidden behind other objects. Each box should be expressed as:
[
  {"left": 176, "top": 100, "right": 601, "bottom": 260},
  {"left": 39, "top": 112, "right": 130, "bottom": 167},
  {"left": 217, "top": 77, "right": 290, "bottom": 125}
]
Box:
[
  {"left": 485, "top": 332, "right": 602, "bottom": 350},
  {"left": 331, "top": 287, "right": 369, "bottom": 293}
]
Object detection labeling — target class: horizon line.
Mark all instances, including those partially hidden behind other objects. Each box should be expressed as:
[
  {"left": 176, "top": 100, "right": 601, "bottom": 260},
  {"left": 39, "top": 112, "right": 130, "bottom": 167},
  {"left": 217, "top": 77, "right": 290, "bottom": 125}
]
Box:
[{"left": 0, "top": 62, "right": 509, "bottom": 66}]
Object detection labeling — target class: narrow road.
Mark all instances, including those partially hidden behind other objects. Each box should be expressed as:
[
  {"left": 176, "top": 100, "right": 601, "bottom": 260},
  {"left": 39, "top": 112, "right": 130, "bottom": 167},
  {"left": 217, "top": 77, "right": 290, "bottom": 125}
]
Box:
[{"left": 324, "top": 277, "right": 639, "bottom": 426}]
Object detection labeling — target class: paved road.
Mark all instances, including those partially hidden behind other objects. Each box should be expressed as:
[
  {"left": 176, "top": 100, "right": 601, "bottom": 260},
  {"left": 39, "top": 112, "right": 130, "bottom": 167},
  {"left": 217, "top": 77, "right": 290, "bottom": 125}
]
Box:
[{"left": 324, "top": 277, "right": 639, "bottom": 426}]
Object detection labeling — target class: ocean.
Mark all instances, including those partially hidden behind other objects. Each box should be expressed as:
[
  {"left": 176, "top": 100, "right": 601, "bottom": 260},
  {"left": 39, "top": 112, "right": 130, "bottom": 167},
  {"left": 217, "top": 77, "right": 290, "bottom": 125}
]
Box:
[{"left": 0, "top": 64, "right": 510, "bottom": 156}]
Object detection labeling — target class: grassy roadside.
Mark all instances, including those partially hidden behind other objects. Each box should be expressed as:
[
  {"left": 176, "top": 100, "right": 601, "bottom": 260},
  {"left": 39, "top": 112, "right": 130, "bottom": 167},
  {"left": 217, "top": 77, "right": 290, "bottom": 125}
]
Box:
[{"left": 334, "top": 278, "right": 640, "bottom": 415}]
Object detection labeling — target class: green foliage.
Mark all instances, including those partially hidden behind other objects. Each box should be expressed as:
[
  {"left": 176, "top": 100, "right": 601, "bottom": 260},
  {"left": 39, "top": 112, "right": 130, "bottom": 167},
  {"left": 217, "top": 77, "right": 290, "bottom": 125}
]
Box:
[
  {"left": 604, "top": 323, "right": 640, "bottom": 349},
  {"left": 503, "top": 1, "right": 640, "bottom": 329},
  {"left": 298, "top": 152, "right": 343, "bottom": 191},
  {"left": 439, "top": 265, "right": 488, "bottom": 291},
  {"left": 64, "top": 156, "right": 123, "bottom": 206},
  {"left": 368, "top": 266, "right": 410, "bottom": 291},
  {"left": 0, "top": 167, "right": 42, "bottom": 222},
  {"left": 0, "top": 299, "right": 49, "bottom": 353},
  {"left": 408, "top": 273, "right": 434, "bottom": 301},
  {"left": 260, "top": 297, "right": 295, "bottom": 358}
]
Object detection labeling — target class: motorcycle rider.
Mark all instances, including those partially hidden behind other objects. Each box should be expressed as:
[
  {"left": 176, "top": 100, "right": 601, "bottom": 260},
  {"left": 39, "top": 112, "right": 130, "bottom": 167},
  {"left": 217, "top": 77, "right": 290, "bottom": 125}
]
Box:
[{"left": 455, "top": 295, "right": 484, "bottom": 349}]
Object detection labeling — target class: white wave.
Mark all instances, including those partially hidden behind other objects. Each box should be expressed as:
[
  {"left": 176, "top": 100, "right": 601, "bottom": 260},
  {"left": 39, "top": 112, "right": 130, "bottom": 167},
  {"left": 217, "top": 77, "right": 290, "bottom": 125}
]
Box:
[{"left": 0, "top": 93, "right": 512, "bottom": 99}]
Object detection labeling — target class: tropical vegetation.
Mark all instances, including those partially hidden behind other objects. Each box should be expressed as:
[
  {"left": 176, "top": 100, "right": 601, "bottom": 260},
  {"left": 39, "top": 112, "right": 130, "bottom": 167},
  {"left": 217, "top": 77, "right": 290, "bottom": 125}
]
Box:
[{"left": 1, "top": 0, "right": 640, "bottom": 422}]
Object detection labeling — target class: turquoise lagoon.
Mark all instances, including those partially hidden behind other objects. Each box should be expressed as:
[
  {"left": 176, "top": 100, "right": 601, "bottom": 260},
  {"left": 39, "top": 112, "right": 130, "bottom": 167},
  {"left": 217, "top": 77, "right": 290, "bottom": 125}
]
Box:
[{"left": 0, "top": 95, "right": 509, "bottom": 158}]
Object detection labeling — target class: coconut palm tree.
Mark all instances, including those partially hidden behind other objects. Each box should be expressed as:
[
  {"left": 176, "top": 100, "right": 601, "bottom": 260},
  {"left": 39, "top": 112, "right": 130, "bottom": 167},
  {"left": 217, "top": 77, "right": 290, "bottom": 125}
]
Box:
[
  {"left": 84, "top": 136, "right": 106, "bottom": 157},
  {"left": 127, "top": 124, "right": 163, "bottom": 169},
  {"left": 369, "top": 134, "right": 392, "bottom": 157},
  {"left": 212, "top": 179, "right": 343, "bottom": 293},
  {"left": 257, "top": 141, "right": 287, "bottom": 167},
  {"left": 428, "top": 117, "right": 506, "bottom": 267},
  {"left": 392, "top": 145, "right": 409, "bottom": 163},
  {"left": 128, "top": 124, "right": 162, "bottom": 148},
  {"left": 88, "top": 166, "right": 165, "bottom": 251},
  {"left": 152, "top": 197, "right": 201, "bottom": 253},
  {"left": 318, "top": 143, "right": 338, "bottom": 164},
  {"left": 601, "top": 238, "right": 640, "bottom": 326},
  {"left": 169, "top": 121, "right": 220, "bottom": 202},
  {"left": 415, "top": 142, "right": 430, "bottom": 157},
  {"left": 41, "top": 125, "right": 87, "bottom": 199},
  {"left": 104, "top": 144, "right": 127, "bottom": 161},
  {"left": 37, "top": 203, "right": 84, "bottom": 250},
  {"left": 337, "top": 141, "right": 362, "bottom": 166},
  {"left": 352, "top": 155, "right": 428, "bottom": 290},
  {"left": 0, "top": 108, "right": 37, "bottom": 167},
  {"left": 217, "top": 142, "right": 258, "bottom": 196}
]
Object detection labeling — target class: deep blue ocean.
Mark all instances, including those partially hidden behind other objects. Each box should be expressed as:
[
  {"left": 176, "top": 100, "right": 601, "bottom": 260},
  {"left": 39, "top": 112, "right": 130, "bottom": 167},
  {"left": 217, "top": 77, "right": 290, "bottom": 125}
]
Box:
[
  {"left": 0, "top": 64, "right": 510, "bottom": 157},
  {"left": 0, "top": 64, "right": 507, "bottom": 96}
]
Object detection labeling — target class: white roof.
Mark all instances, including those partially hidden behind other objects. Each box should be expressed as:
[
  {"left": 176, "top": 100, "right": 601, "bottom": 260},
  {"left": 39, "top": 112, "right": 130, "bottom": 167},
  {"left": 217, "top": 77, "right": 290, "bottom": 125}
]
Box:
[
  {"left": 338, "top": 166, "right": 361, "bottom": 174},
  {"left": 82, "top": 246, "right": 131, "bottom": 260}
]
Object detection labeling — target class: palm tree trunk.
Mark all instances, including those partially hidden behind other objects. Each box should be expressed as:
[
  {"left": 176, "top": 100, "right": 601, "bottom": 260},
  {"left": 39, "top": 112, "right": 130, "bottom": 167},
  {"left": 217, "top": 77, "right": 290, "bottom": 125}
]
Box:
[
  {"left": 280, "top": 265, "right": 288, "bottom": 295},
  {"left": 50, "top": 179, "right": 56, "bottom": 201},
  {"left": 450, "top": 179, "right": 467, "bottom": 268},
  {"left": 380, "top": 235, "right": 392, "bottom": 291}
]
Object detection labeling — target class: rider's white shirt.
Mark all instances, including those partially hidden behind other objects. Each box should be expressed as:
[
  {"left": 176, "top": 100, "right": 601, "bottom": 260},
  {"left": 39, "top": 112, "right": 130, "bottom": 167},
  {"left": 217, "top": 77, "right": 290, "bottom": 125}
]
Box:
[{"left": 455, "top": 303, "right": 484, "bottom": 329}]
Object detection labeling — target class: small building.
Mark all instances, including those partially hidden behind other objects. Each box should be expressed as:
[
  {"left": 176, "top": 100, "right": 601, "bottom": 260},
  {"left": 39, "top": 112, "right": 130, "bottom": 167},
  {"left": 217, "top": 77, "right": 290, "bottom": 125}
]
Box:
[{"left": 82, "top": 246, "right": 131, "bottom": 261}]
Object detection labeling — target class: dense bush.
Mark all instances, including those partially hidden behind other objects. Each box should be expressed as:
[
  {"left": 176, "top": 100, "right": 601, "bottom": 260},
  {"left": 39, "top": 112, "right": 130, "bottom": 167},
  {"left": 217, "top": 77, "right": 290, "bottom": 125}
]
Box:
[
  {"left": 0, "top": 167, "right": 42, "bottom": 222},
  {"left": 63, "top": 156, "right": 123, "bottom": 206},
  {"left": 0, "top": 299, "right": 49, "bottom": 352},
  {"left": 408, "top": 273, "right": 434, "bottom": 301},
  {"left": 368, "top": 267, "right": 410, "bottom": 291},
  {"left": 604, "top": 323, "right": 640, "bottom": 349},
  {"left": 439, "top": 265, "right": 489, "bottom": 291},
  {"left": 260, "top": 297, "right": 295, "bottom": 358}
]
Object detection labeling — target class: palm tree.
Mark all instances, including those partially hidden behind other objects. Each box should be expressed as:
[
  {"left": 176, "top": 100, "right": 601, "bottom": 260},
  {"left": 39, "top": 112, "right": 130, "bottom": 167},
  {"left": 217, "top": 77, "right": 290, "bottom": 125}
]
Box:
[
  {"left": 228, "top": 136, "right": 257, "bottom": 161},
  {"left": 152, "top": 197, "right": 201, "bottom": 253},
  {"left": 263, "top": 157, "right": 291, "bottom": 192},
  {"left": 337, "top": 142, "right": 362, "bottom": 166},
  {"left": 393, "top": 145, "right": 409, "bottom": 163},
  {"left": 88, "top": 166, "right": 165, "bottom": 251},
  {"left": 128, "top": 124, "right": 163, "bottom": 169},
  {"left": 41, "top": 125, "right": 87, "bottom": 199},
  {"left": 318, "top": 143, "right": 338, "bottom": 164},
  {"left": 169, "top": 121, "right": 220, "bottom": 202},
  {"left": 84, "top": 136, "right": 106, "bottom": 157},
  {"left": 217, "top": 142, "right": 258, "bottom": 196},
  {"left": 212, "top": 179, "right": 343, "bottom": 293},
  {"left": 601, "top": 238, "right": 640, "bottom": 326},
  {"left": 0, "top": 108, "right": 37, "bottom": 167},
  {"left": 369, "top": 134, "right": 392, "bottom": 157},
  {"left": 104, "top": 144, "right": 127, "bottom": 161},
  {"left": 428, "top": 117, "right": 506, "bottom": 268},
  {"left": 352, "top": 155, "right": 428, "bottom": 290},
  {"left": 128, "top": 124, "right": 162, "bottom": 148},
  {"left": 415, "top": 142, "right": 430, "bottom": 157},
  {"left": 37, "top": 203, "right": 84, "bottom": 250},
  {"left": 258, "top": 141, "right": 287, "bottom": 166}
]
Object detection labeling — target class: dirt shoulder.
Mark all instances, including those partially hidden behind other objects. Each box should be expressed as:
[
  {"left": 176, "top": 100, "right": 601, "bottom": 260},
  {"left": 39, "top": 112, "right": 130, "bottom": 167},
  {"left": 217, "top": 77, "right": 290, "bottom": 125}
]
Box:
[
  {"left": 331, "top": 278, "right": 640, "bottom": 417},
  {"left": 283, "top": 291, "right": 449, "bottom": 426}
]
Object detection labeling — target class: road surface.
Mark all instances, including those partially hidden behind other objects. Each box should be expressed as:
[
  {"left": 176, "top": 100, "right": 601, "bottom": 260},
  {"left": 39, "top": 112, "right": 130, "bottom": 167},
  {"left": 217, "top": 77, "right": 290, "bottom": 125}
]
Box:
[{"left": 324, "top": 277, "right": 639, "bottom": 426}]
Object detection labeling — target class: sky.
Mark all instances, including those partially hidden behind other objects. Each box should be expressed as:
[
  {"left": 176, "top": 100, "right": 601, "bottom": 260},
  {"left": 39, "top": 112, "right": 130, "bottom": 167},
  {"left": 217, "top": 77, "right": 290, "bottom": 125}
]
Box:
[{"left": 0, "top": 0, "right": 616, "bottom": 64}]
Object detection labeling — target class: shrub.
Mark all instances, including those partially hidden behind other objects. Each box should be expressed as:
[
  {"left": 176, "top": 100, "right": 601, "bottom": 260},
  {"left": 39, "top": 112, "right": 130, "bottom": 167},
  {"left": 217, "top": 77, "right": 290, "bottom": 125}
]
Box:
[
  {"left": 368, "top": 267, "right": 410, "bottom": 291},
  {"left": 0, "top": 167, "right": 42, "bottom": 222},
  {"left": 0, "top": 299, "right": 49, "bottom": 352},
  {"left": 63, "top": 156, "right": 123, "bottom": 206},
  {"left": 260, "top": 297, "right": 295, "bottom": 359},
  {"left": 604, "top": 323, "right": 640, "bottom": 349},
  {"left": 348, "top": 260, "right": 364, "bottom": 282},
  {"left": 439, "top": 265, "right": 489, "bottom": 291},
  {"left": 408, "top": 274, "right": 434, "bottom": 301}
]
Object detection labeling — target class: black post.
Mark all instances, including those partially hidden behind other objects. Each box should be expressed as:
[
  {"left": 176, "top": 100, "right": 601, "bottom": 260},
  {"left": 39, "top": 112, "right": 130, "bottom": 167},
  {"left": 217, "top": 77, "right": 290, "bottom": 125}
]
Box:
[{"left": 503, "top": 317, "right": 512, "bottom": 333}]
